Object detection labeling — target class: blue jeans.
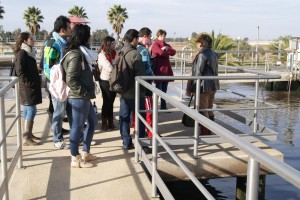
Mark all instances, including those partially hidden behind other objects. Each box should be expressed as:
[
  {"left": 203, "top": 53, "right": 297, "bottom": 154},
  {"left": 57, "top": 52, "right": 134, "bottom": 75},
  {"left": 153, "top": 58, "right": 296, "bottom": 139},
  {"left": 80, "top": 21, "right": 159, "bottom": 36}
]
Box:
[
  {"left": 119, "top": 98, "right": 145, "bottom": 148},
  {"left": 66, "top": 98, "right": 97, "bottom": 156},
  {"left": 51, "top": 94, "right": 67, "bottom": 143},
  {"left": 22, "top": 105, "right": 37, "bottom": 121},
  {"left": 156, "top": 82, "right": 169, "bottom": 109}
]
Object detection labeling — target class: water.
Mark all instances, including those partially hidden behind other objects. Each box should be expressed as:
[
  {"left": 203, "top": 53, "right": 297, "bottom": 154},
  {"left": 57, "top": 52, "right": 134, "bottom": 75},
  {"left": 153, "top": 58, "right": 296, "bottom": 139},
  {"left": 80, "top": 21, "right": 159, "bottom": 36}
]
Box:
[
  {"left": 1, "top": 69, "right": 300, "bottom": 199},
  {"left": 166, "top": 82, "right": 300, "bottom": 200}
]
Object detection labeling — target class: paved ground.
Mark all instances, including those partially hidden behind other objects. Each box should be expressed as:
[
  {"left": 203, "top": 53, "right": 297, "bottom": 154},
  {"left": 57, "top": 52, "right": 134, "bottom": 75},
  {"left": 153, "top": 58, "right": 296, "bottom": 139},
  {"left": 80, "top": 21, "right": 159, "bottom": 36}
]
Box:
[{"left": 7, "top": 95, "right": 155, "bottom": 200}]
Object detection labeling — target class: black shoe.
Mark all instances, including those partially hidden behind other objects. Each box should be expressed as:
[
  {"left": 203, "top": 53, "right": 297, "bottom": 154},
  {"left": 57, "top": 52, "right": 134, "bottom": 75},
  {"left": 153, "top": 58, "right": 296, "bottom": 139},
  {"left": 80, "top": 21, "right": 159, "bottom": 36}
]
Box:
[
  {"left": 123, "top": 145, "right": 134, "bottom": 150},
  {"left": 63, "top": 116, "right": 68, "bottom": 122},
  {"left": 62, "top": 128, "right": 69, "bottom": 134}
]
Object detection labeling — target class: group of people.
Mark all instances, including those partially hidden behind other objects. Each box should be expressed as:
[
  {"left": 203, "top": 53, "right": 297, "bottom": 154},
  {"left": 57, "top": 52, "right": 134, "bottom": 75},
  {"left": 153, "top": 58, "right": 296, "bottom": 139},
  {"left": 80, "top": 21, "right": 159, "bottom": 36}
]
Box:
[{"left": 13, "top": 14, "right": 219, "bottom": 168}]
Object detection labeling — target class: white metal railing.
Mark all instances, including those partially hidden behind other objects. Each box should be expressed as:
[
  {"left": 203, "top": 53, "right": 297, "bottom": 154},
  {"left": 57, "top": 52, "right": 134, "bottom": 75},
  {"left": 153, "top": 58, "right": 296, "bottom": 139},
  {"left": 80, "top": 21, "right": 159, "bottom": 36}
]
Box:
[
  {"left": 0, "top": 76, "right": 23, "bottom": 200},
  {"left": 134, "top": 70, "right": 300, "bottom": 200}
]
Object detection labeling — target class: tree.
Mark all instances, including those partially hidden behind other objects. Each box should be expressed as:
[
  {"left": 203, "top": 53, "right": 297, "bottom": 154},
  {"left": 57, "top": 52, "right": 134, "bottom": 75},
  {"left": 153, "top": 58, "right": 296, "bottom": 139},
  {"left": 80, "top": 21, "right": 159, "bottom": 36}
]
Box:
[
  {"left": 68, "top": 6, "right": 88, "bottom": 19},
  {"left": 107, "top": 4, "right": 128, "bottom": 43},
  {"left": 91, "top": 29, "right": 109, "bottom": 45},
  {"left": 0, "top": 1, "right": 5, "bottom": 19},
  {"left": 23, "top": 6, "right": 44, "bottom": 37}
]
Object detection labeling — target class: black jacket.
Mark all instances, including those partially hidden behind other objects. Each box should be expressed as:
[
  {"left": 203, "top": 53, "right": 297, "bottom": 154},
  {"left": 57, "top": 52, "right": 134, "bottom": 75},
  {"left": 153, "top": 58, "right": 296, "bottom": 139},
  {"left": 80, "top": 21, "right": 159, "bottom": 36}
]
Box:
[
  {"left": 191, "top": 47, "right": 219, "bottom": 92},
  {"left": 63, "top": 49, "right": 96, "bottom": 100},
  {"left": 15, "top": 50, "right": 42, "bottom": 105}
]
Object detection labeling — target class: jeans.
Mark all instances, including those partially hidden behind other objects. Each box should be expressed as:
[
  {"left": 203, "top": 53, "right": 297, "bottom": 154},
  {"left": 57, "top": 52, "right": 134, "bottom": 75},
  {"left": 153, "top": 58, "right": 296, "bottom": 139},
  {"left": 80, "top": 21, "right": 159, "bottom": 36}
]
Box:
[
  {"left": 100, "top": 80, "right": 116, "bottom": 118},
  {"left": 156, "top": 82, "right": 169, "bottom": 109},
  {"left": 119, "top": 98, "right": 145, "bottom": 148},
  {"left": 22, "top": 105, "right": 37, "bottom": 121},
  {"left": 66, "top": 98, "right": 97, "bottom": 156},
  {"left": 51, "top": 94, "right": 67, "bottom": 143}
]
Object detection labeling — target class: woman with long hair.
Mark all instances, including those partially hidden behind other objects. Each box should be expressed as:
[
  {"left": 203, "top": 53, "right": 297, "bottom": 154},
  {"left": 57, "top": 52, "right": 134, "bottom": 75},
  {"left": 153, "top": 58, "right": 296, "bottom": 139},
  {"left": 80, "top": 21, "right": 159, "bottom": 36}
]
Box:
[
  {"left": 14, "top": 32, "right": 42, "bottom": 146},
  {"left": 63, "top": 24, "right": 98, "bottom": 168},
  {"left": 98, "top": 36, "right": 117, "bottom": 131}
]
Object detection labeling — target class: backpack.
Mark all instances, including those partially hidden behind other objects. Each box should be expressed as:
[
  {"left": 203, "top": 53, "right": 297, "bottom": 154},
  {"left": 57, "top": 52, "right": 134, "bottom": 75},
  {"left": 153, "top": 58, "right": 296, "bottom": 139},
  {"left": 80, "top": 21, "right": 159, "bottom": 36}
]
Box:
[
  {"left": 48, "top": 51, "right": 72, "bottom": 102},
  {"left": 109, "top": 49, "right": 133, "bottom": 94}
]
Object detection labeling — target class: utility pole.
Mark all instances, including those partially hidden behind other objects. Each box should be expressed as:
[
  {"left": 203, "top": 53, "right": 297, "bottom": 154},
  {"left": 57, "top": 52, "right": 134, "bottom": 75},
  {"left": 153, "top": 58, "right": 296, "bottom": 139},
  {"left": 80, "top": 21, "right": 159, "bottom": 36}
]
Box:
[{"left": 255, "top": 26, "right": 259, "bottom": 69}]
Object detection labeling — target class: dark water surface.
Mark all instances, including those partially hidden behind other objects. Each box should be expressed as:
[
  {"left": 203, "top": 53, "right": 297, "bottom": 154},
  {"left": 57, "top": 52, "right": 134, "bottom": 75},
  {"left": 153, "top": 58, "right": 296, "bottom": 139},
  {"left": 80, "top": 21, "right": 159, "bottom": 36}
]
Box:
[{"left": 1, "top": 69, "right": 300, "bottom": 199}]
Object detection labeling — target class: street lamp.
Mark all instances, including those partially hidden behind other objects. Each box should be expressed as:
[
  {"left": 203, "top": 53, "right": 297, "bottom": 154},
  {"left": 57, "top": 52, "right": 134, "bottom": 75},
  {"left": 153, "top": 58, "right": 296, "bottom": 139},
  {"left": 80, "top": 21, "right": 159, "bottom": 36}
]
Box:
[{"left": 237, "top": 36, "right": 241, "bottom": 60}]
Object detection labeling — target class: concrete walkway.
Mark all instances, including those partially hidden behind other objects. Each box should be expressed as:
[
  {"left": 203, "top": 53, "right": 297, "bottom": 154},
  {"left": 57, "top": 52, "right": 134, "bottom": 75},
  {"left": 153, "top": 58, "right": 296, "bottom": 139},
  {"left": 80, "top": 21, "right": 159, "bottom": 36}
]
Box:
[{"left": 8, "top": 94, "right": 153, "bottom": 200}]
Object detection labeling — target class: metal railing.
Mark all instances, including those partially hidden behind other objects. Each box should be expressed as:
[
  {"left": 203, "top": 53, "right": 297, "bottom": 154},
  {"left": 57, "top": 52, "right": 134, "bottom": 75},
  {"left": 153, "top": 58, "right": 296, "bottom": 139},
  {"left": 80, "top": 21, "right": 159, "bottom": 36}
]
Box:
[
  {"left": 134, "top": 70, "right": 300, "bottom": 200},
  {"left": 0, "top": 76, "right": 23, "bottom": 200}
]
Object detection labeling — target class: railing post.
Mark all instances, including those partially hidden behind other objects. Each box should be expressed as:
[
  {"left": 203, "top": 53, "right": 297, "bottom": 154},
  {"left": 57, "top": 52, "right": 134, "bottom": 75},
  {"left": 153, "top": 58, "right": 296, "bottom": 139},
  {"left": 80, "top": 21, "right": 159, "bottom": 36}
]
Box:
[
  {"left": 193, "top": 79, "right": 201, "bottom": 157},
  {"left": 225, "top": 52, "right": 228, "bottom": 66},
  {"left": 152, "top": 93, "right": 158, "bottom": 197},
  {"left": 135, "top": 79, "right": 140, "bottom": 163},
  {"left": 246, "top": 157, "right": 260, "bottom": 200},
  {"left": 0, "top": 96, "right": 9, "bottom": 200},
  {"left": 15, "top": 82, "right": 23, "bottom": 168},
  {"left": 253, "top": 79, "right": 259, "bottom": 134}
]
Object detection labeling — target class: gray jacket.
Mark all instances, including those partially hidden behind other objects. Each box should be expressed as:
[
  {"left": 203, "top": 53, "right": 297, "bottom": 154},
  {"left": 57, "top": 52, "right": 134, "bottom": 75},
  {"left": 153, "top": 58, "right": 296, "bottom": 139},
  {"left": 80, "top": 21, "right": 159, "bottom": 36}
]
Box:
[
  {"left": 191, "top": 47, "right": 219, "bottom": 92},
  {"left": 120, "top": 43, "right": 146, "bottom": 99},
  {"left": 63, "top": 49, "right": 96, "bottom": 100}
]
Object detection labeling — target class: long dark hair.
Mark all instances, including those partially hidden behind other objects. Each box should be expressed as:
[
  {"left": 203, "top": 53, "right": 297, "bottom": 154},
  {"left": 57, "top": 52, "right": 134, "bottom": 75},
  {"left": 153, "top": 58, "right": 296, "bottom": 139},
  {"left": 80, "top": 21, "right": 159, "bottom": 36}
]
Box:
[
  {"left": 100, "top": 36, "right": 115, "bottom": 54},
  {"left": 14, "top": 32, "right": 30, "bottom": 55},
  {"left": 64, "top": 24, "right": 91, "bottom": 54}
]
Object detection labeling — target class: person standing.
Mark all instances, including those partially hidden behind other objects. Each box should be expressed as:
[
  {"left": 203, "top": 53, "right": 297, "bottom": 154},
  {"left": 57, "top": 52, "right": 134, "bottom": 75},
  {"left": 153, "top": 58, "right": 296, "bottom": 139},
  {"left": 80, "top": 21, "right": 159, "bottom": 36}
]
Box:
[
  {"left": 14, "top": 32, "right": 42, "bottom": 146},
  {"left": 137, "top": 27, "right": 154, "bottom": 138},
  {"left": 151, "top": 29, "right": 176, "bottom": 110},
  {"left": 119, "top": 29, "right": 147, "bottom": 150},
  {"left": 186, "top": 33, "right": 219, "bottom": 135},
  {"left": 43, "top": 15, "right": 71, "bottom": 149},
  {"left": 98, "top": 36, "right": 117, "bottom": 131},
  {"left": 63, "top": 24, "right": 97, "bottom": 168}
]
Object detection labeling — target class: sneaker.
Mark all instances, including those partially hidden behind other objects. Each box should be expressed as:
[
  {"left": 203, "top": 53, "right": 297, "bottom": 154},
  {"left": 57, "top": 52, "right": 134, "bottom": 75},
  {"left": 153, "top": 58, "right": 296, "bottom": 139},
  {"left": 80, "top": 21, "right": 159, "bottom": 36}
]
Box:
[
  {"left": 71, "top": 155, "right": 93, "bottom": 168},
  {"left": 79, "top": 140, "right": 96, "bottom": 146},
  {"left": 81, "top": 152, "right": 97, "bottom": 162},
  {"left": 54, "top": 141, "right": 70, "bottom": 149}
]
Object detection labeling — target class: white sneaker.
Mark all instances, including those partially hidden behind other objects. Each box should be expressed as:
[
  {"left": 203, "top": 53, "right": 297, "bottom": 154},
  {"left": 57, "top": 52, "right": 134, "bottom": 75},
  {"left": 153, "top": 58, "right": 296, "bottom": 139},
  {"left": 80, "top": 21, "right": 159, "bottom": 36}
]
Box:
[
  {"left": 79, "top": 140, "right": 96, "bottom": 146},
  {"left": 54, "top": 141, "right": 70, "bottom": 149},
  {"left": 71, "top": 155, "right": 93, "bottom": 168}
]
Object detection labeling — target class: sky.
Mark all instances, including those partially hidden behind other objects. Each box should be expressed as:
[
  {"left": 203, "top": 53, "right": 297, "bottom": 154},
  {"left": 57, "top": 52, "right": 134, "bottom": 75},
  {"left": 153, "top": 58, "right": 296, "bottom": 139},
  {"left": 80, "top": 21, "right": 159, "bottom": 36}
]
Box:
[{"left": 1, "top": 0, "right": 300, "bottom": 41}]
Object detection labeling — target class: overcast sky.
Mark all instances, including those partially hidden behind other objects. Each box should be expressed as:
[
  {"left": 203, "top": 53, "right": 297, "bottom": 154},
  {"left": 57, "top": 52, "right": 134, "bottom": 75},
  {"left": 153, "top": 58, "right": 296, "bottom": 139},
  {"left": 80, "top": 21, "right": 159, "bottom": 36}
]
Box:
[{"left": 1, "top": 0, "right": 299, "bottom": 41}]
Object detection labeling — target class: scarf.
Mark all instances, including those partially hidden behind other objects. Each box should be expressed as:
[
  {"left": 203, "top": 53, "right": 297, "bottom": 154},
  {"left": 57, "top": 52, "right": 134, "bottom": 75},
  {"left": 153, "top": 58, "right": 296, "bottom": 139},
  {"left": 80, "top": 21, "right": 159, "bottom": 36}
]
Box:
[
  {"left": 21, "top": 43, "right": 35, "bottom": 59},
  {"left": 52, "top": 32, "right": 67, "bottom": 60},
  {"left": 79, "top": 45, "right": 98, "bottom": 70},
  {"left": 101, "top": 47, "right": 116, "bottom": 64}
]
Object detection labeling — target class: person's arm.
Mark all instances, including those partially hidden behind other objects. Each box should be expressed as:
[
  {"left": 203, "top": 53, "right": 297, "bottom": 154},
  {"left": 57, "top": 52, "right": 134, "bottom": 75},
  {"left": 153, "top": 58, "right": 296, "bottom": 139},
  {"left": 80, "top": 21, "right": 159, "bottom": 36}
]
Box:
[
  {"left": 15, "top": 51, "right": 29, "bottom": 84},
  {"left": 98, "top": 52, "right": 113, "bottom": 73},
  {"left": 165, "top": 43, "right": 176, "bottom": 56},
  {"left": 140, "top": 49, "right": 153, "bottom": 76},
  {"left": 65, "top": 53, "right": 90, "bottom": 98}
]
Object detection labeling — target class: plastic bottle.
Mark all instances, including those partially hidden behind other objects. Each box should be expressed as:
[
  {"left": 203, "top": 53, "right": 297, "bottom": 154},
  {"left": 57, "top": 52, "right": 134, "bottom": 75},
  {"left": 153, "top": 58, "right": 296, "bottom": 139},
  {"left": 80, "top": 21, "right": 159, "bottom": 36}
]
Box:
[{"left": 93, "top": 101, "right": 98, "bottom": 113}]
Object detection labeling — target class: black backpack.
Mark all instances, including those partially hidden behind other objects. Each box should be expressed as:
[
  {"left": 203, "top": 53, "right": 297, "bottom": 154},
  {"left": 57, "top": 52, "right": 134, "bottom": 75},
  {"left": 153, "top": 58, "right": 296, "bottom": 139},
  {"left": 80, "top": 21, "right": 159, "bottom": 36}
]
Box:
[{"left": 109, "top": 49, "right": 133, "bottom": 94}]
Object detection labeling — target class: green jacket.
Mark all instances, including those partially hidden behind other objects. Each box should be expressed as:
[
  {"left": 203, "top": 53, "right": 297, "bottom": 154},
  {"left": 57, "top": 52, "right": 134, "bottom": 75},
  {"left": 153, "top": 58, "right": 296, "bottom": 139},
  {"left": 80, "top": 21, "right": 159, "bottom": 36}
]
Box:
[
  {"left": 120, "top": 43, "right": 146, "bottom": 99},
  {"left": 63, "top": 49, "right": 96, "bottom": 100}
]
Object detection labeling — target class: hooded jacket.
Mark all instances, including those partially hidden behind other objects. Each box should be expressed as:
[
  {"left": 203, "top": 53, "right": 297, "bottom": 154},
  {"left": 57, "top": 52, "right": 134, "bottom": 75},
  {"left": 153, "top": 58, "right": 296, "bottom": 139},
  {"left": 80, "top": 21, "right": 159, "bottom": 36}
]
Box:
[{"left": 120, "top": 43, "right": 146, "bottom": 99}]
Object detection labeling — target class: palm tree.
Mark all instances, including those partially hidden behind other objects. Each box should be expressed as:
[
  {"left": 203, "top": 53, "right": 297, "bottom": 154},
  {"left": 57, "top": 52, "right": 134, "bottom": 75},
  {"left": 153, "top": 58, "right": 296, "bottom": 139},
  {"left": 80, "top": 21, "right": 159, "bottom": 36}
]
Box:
[
  {"left": 107, "top": 4, "right": 128, "bottom": 43},
  {"left": 0, "top": 1, "right": 5, "bottom": 19},
  {"left": 23, "top": 6, "right": 44, "bottom": 37},
  {"left": 68, "top": 6, "right": 88, "bottom": 19}
]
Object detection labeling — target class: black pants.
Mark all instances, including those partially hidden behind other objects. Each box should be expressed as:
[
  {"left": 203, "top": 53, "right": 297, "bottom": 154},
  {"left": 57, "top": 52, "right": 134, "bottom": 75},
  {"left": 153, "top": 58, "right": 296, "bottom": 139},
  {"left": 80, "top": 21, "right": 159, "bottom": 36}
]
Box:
[{"left": 99, "top": 80, "right": 116, "bottom": 118}]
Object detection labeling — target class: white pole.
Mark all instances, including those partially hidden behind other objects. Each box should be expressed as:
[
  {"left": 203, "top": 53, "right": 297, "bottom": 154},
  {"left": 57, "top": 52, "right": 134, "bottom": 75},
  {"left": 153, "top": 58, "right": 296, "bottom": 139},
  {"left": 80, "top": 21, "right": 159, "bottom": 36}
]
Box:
[{"left": 255, "top": 26, "right": 259, "bottom": 69}]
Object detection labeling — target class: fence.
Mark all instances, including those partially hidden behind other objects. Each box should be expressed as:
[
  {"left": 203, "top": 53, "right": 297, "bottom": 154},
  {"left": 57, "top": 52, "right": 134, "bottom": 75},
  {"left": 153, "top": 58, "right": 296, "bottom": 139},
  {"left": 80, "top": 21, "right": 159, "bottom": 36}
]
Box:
[
  {"left": 0, "top": 76, "right": 23, "bottom": 200},
  {"left": 134, "top": 69, "right": 300, "bottom": 199}
]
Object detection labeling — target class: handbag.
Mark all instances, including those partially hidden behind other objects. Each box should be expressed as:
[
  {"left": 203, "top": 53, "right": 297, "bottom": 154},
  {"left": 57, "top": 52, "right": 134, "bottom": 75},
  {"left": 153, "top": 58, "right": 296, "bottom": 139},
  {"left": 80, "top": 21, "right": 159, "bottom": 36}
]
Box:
[
  {"left": 92, "top": 61, "right": 101, "bottom": 81},
  {"left": 181, "top": 94, "right": 195, "bottom": 127}
]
